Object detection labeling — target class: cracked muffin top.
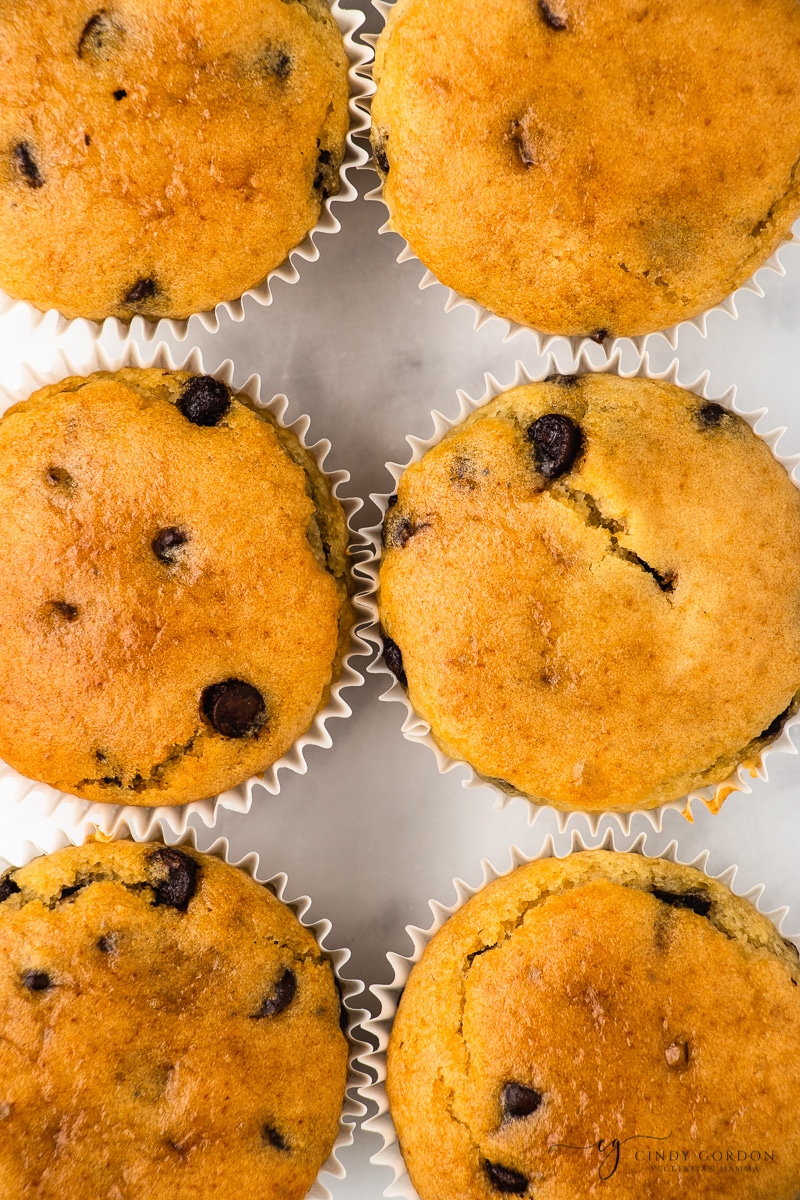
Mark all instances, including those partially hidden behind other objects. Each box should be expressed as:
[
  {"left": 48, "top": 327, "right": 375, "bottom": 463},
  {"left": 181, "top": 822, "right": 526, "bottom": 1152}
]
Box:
[
  {"left": 371, "top": 0, "right": 800, "bottom": 339},
  {"left": 0, "top": 367, "right": 352, "bottom": 806},
  {"left": 0, "top": 840, "right": 349, "bottom": 1199},
  {"left": 379, "top": 373, "right": 800, "bottom": 813},
  {"left": 387, "top": 850, "right": 800, "bottom": 1200},
  {"left": 0, "top": 0, "right": 350, "bottom": 322}
]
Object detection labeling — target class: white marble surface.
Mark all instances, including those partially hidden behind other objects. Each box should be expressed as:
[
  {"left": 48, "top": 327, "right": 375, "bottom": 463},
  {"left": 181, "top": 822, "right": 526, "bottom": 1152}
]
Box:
[{"left": 2, "top": 3, "right": 800, "bottom": 1193}]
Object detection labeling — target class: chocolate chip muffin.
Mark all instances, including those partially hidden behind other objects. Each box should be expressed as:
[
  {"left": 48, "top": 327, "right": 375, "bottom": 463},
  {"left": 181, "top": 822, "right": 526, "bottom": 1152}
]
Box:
[
  {"left": 379, "top": 373, "right": 800, "bottom": 812},
  {"left": 388, "top": 850, "right": 800, "bottom": 1200},
  {"left": 0, "top": 0, "right": 350, "bottom": 322},
  {"left": 371, "top": 0, "right": 800, "bottom": 339},
  {"left": 0, "top": 840, "right": 349, "bottom": 1199},
  {"left": 0, "top": 367, "right": 352, "bottom": 806}
]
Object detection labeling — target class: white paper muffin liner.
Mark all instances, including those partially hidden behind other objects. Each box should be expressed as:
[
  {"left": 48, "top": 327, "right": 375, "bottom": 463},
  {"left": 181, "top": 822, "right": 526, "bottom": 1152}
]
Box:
[
  {"left": 0, "top": 338, "right": 370, "bottom": 843},
  {"left": 358, "top": 346, "right": 800, "bottom": 835},
  {"left": 360, "top": 826, "right": 800, "bottom": 1200},
  {"left": 0, "top": 1, "right": 371, "bottom": 344},
  {"left": 0, "top": 822, "right": 369, "bottom": 1200},
  {"left": 362, "top": 0, "right": 800, "bottom": 356}
]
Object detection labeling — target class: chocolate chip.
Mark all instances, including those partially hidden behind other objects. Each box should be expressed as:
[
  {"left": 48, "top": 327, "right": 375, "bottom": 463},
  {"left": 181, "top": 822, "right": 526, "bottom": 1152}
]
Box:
[
  {"left": 695, "top": 401, "right": 729, "bottom": 429},
  {"left": 201, "top": 680, "right": 267, "bottom": 739},
  {"left": 177, "top": 375, "right": 231, "bottom": 427},
  {"left": 590, "top": 329, "right": 609, "bottom": 344},
  {"left": 502, "top": 1082, "right": 543, "bottom": 1119},
  {"left": 152, "top": 527, "right": 188, "bottom": 563},
  {"left": 151, "top": 847, "right": 198, "bottom": 911},
  {"left": 759, "top": 702, "right": 794, "bottom": 742},
  {"left": 252, "top": 968, "right": 297, "bottom": 1018},
  {"left": 97, "top": 934, "right": 117, "bottom": 954},
  {"left": 382, "top": 636, "right": 407, "bottom": 687},
  {"left": 372, "top": 130, "right": 390, "bottom": 176},
  {"left": 260, "top": 45, "right": 293, "bottom": 79},
  {"left": 123, "top": 277, "right": 157, "bottom": 307},
  {"left": 383, "top": 507, "right": 430, "bottom": 549},
  {"left": 313, "top": 144, "right": 337, "bottom": 199},
  {"left": 78, "top": 12, "right": 124, "bottom": 60},
  {"left": 387, "top": 494, "right": 398, "bottom": 509},
  {"left": 0, "top": 875, "right": 20, "bottom": 903},
  {"left": 46, "top": 466, "right": 74, "bottom": 490},
  {"left": 47, "top": 601, "right": 79, "bottom": 622},
  {"left": 545, "top": 373, "right": 580, "bottom": 388},
  {"left": 485, "top": 1162, "right": 528, "bottom": 1194},
  {"left": 527, "top": 414, "right": 582, "bottom": 479},
  {"left": 538, "top": 0, "right": 568, "bottom": 29},
  {"left": 85, "top": 133, "right": 91, "bottom": 146},
  {"left": 12, "top": 142, "right": 43, "bottom": 189},
  {"left": 22, "top": 971, "right": 51, "bottom": 992},
  {"left": 262, "top": 1124, "right": 288, "bottom": 1150},
  {"left": 113, "top": 88, "right": 127, "bottom": 100},
  {"left": 651, "top": 889, "right": 711, "bottom": 918}
]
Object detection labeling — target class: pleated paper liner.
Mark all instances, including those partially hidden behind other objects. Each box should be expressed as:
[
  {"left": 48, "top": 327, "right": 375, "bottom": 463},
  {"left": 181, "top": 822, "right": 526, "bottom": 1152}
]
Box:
[
  {"left": 360, "top": 0, "right": 800, "bottom": 357},
  {"left": 0, "top": 821, "right": 370, "bottom": 1200},
  {"left": 359, "top": 825, "right": 800, "bottom": 1200},
  {"left": 0, "top": 338, "right": 371, "bottom": 843},
  {"left": 357, "top": 345, "right": 800, "bottom": 836},
  {"left": 0, "top": 1, "right": 371, "bottom": 345}
]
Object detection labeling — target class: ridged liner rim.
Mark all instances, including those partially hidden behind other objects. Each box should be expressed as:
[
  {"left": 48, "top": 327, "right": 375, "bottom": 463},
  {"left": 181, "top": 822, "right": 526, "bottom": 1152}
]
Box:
[
  {"left": 355, "top": 345, "right": 800, "bottom": 835},
  {"left": 359, "top": 0, "right": 800, "bottom": 356},
  {"left": 0, "top": 821, "right": 370, "bottom": 1200},
  {"left": 358, "top": 825, "right": 800, "bottom": 1200},
  {"left": 0, "top": 1, "right": 372, "bottom": 343},
  {"left": 0, "top": 338, "right": 371, "bottom": 842}
]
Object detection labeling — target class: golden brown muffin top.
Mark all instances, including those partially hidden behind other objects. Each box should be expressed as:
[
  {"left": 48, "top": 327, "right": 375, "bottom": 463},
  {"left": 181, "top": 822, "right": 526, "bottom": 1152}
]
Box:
[
  {"left": 372, "top": 0, "right": 800, "bottom": 339},
  {"left": 0, "top": 0, "right": 350, "bottom": 321},
  {"left": 379, "top": 374, "right": 800, "bottom": 812},
  {"left": 388, "top": 850, "right": 800, "bottom": 1200},
  {"left": 0, "top": 367, "right": 352, "bottom": 806},
  {"left": 0, "top": 840, "right": 349, "bottom": 1200}
]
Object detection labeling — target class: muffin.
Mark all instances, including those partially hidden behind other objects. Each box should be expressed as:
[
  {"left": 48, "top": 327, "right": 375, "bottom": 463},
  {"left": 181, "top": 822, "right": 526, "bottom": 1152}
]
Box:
[
  {"left": 379, "top": 373, "right": 800, "bottom": 812},
  {"left": 371, "top": 0, "right": 800, "bottom": 339},
  {"left": 0, "top": 367, "right": 352, "bottom": 806},
  {"left": 0, "top": 0, "right": 350, "bottom": 322},
  {"left": 0, "top": 840, "right": 349, "bottom": 1198},
  {"left": 387, "top": 850, "right": 800, "bottom": 1200}
]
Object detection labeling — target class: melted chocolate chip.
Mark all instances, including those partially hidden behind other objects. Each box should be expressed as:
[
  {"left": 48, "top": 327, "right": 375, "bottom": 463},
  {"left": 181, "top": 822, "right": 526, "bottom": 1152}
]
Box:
[
  {"left": 387, "top": 494, "right": 398, "bottom": 509},
  {"left": 152, "top": 527, "right": 188, "bottom": 563},
  {"left": 78, "top": 12, "right": 123, "bottom": 60},
  {"left": 13, "top": 142, "right": 43, "bottom": 188},
  {"left": 46, "top": 466, "right": 74, "bottom": 490},
  {"left": 262, "top": 1124, "right": 288, "bottom": 1150},
  {"left": 313, "top": 145, "right": 337, "bottom": 199},
  {"left": 201, "top": 680, "right": 266, "bottom": 739},
  {"left": 372, "top": 130, "right": 390, "bottom": 176},
  {"left": 545, "top": 373, "right": 580, "bottom": 388},
  {"left": 695, "top": 401, "right": 729, "bottom": 429},
  {"left": 0, "top": 875, "right": 20, "bottom": 903},
  {"left": 151, "top": 847, "right": 198, "bottom": 911},
  {"left": 260, "top": 45, "right": 292, "bottom": 80},
  {"left": 502, "top": 1082, "right": 543, "bottom": 1119},
  {"left": 97, "top": 934, "right": 117, "bottom": 954},
  {"left": 590, "top": 329, "right": 609, "bottom": 344},
  {"left": 48, "top": 601, "right": 79, "bottom": 622},
  {"left": 177, "top": 375, "right": 231, "bottom": 427},
  {"left": 651, "top": 889, "right": 711, "bottom": 918},
  {"left": 538, "top": 0, "right": 568, "bottom": 29},
  {"left": 485, "top": 1162, "right": 528, "bottom": 1194},
  {"left": 113, "top": 88, "right": 127, "bottom": 100},
  {"left": 22, "top": 971, "right": 52, "bottom": 992},
  {"left": 252, "top": 968, "right": 297, "bottom": 1018},
  {"left": 123, "top": 277, "right": 157, "bottom": 307},
  {"left": 382, "top": 636, "right": 407, "bottom": 687},
  {"left": 759, "top": 702, "right": 794, "bottom": 742},
  {"left": 527, "top": 414, "right": 582, "bottom": 479}
]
